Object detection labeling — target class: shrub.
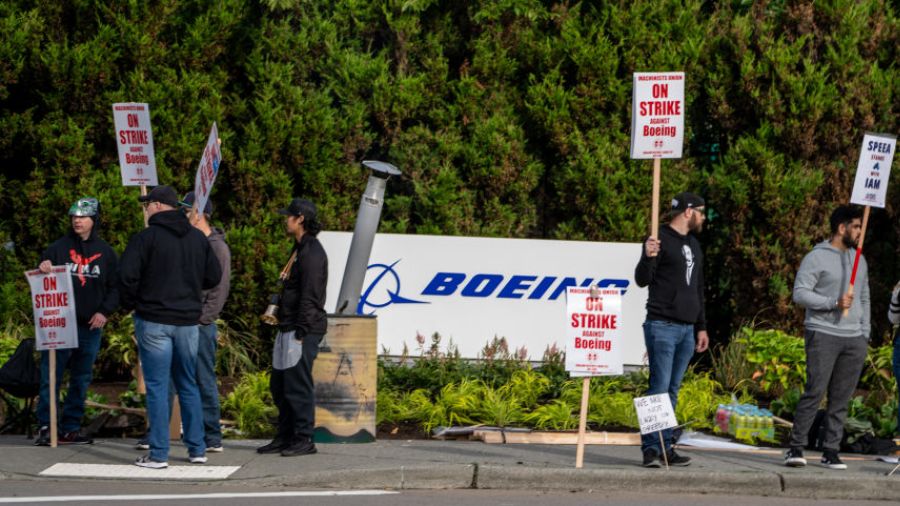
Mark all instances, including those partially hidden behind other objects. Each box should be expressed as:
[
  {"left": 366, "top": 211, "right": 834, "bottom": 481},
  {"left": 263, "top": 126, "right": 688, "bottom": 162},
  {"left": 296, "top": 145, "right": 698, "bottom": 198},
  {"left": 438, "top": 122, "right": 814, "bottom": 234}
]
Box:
[{"left": 221, "top": 371, "right": 276, "bottom": 438}]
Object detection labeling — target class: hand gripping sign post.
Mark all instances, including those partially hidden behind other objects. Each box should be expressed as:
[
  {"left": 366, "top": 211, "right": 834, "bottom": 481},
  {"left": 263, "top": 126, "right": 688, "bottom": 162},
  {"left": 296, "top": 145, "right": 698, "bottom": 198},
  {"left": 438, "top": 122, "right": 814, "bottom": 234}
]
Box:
[
  {"left": 565, "top": 286, "right": 624, "bottom": 468},
  {"left": 633, "top": 393, "right": 678, "bottom": 470},
  {"left": 26, "top": 266, "right": 78, "bottom": 448},
  {"left": 190, "top": 122, "right": 223, "bottom": 220},
  {"left": 844, "top": 132, "right": 897, "bottom": 316},
  {"left": 631, "top": 72, "right": 685, "bottom": 238}
]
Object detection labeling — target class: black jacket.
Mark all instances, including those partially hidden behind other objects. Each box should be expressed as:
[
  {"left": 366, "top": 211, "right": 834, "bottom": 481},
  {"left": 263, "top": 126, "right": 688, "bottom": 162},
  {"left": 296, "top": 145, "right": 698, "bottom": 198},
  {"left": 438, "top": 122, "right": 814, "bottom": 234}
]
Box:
[
  {"left": 119, "top": 210, "right": 222, "bottom": 326},
  {"left": 634, "top": 225, "right": 706, "bottom": 331},
  {"left": 41, "top": 228, "right": 119, "bottom": 326},
  {"left": 277, "top": 234, "right": 328, "bottom": 337}
]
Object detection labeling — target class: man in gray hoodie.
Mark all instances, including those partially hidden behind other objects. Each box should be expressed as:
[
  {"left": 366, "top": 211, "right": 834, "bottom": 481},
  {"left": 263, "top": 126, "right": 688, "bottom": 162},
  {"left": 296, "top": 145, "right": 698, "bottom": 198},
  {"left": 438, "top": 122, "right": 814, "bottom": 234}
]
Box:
[
  {"left": 785, "top": 205, "right": 869, "bottom": 470},
  {"left": 183, "top": 192, "right": 232, "bottom": 452}
]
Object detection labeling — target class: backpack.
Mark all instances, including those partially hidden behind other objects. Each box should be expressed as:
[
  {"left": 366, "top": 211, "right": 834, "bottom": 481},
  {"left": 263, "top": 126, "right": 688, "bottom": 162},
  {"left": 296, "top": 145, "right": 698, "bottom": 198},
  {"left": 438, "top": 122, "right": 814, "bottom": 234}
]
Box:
[{"left": 0, "top": 339, "right": 40, "bottom": 398}]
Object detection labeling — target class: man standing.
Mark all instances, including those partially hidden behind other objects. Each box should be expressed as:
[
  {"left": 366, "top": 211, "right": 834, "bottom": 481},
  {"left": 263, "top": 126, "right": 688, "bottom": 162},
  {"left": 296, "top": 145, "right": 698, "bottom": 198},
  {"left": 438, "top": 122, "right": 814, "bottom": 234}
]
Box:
[
  {"left": 257, "top": 198, "right": 327, "bottom": 457},
  {"left": 785, "top": 205, "right": 869, "bottom": 470},
  {"left": 119, "top": 185, "right": 222, "bottom": 468},
  {"left": 35, "top": 197, "right": 118, "bottom": 446},
  {"left": 182, "top": 191, "right": 231, "bottom": 452},
  {"left": 634, "top": 192, "right": 709, "bottom": 468}
]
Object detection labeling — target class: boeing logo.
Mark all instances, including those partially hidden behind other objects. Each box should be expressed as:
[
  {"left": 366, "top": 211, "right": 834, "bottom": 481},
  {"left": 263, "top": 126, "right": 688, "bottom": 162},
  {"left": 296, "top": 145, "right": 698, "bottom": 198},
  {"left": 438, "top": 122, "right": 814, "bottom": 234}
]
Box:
[{"left": 357, "top": 259, "right": 630, "bottom": 315}]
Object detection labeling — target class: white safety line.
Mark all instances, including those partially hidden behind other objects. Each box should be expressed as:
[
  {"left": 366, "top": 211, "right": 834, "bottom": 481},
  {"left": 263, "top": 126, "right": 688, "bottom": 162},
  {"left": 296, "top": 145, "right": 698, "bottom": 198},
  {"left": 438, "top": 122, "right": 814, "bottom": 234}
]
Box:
[
  {"left": 0, "top": 491, "right": 398, "bottom": 503},
  {"left": 39, "top": 463, "right": 241, "bottom": 480}
]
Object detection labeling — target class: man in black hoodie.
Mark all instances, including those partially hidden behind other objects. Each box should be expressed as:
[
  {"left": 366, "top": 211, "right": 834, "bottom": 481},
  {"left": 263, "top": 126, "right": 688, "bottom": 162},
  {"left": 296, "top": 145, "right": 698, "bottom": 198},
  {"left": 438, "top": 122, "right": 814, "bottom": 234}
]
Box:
[
  {"left": 634, "top": 192, "right": 710, "bottom": 468},
  {"left": 34, "top": 197, "right": 118, "bottom": 446},
  {"left": 119, "top": 185, "right": 222, "bottom": 469},
  {"left": 257, "top": 198, "right": 328, "bottom": 457}
]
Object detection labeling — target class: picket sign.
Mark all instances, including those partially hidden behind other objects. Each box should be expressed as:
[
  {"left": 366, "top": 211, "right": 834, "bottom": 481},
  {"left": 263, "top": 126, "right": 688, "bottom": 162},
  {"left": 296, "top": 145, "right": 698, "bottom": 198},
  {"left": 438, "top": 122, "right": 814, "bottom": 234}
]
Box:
[
  {"left": 191, "top": 122, "right": 222, "bottom": 219},
  {"left": 26, "top": 266, "right": 79, "bottom": 447},
  {"left": 630, "top": 72, "right": 685, "bottom": 238},
  {"left": 634, "top": 393, "right": 679, "bottom": 470},
  {"left": 844, "top": 132, "right": 897, "bottom": 316},
  {"left": 565, "top": 287, "right": 624, "bottom": 468},
  {"left": 112, "top": 103, "right": 158, "bottom": 186}
]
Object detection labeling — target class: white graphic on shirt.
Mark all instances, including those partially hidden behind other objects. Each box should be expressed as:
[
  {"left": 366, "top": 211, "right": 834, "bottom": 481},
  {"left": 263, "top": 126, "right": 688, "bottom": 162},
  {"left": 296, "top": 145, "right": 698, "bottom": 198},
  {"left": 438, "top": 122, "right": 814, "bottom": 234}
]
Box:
[{"left": 682, "top": 245, "right": 694, "bottom": 286}]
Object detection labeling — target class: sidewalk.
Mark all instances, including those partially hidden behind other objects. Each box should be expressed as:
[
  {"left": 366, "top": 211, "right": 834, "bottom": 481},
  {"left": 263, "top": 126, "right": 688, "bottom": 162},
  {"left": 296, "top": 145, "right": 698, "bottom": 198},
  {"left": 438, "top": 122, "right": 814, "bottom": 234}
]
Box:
[{"left": 2, "top": 435, "right": 900, "bottom": 501}]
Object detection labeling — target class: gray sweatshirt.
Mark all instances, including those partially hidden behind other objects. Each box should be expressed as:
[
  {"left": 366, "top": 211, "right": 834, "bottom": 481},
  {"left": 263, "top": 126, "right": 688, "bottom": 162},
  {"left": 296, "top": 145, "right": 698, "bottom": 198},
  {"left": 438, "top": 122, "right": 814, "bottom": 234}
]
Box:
[
  {"left": 793, "top": 240, "right": 870, "bottom": 339},
  {"left": 200, "top": 228, "right": 231, "bottom": 325}
]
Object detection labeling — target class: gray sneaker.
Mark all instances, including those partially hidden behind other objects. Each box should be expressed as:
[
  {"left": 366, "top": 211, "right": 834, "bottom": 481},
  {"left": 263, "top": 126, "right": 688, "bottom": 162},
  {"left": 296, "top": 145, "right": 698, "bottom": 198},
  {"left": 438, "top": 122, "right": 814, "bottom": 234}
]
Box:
[{"left": 134, "top": 455, "right": 168, "bottom": 469}]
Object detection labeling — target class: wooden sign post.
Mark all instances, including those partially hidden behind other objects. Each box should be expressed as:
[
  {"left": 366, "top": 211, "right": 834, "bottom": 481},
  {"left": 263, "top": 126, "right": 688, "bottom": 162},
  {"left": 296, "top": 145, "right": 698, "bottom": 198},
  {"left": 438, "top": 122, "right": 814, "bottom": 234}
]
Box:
[
  {"left": 845, "top": 132, "right": 897, "bottom": 316},
  {"left": 566, "top": 286, "right": 624, "bottom": 468}
]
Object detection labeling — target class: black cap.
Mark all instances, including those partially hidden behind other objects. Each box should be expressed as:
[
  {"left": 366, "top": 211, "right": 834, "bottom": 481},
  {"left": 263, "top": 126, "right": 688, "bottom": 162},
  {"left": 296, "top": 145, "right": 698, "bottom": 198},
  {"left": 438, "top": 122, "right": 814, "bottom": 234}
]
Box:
[
  {"left": 277, "top": 198, "right": 317, "bottom": 221},
  {"left": 138, "top": 185, "right": 180, "bottom": 208},
  {"left": 180, "top": 191, "right": 213, "bottom": 215},
  {"left": 671, "top": 192, "right": 705, "bottom": 212}
]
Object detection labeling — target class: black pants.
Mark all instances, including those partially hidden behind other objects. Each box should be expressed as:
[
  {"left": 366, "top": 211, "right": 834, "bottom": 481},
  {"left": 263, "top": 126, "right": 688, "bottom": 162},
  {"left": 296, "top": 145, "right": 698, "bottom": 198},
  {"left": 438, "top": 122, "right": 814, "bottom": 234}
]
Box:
[{"left": 270, "top": 333, "right": 322, "bottom": 441}]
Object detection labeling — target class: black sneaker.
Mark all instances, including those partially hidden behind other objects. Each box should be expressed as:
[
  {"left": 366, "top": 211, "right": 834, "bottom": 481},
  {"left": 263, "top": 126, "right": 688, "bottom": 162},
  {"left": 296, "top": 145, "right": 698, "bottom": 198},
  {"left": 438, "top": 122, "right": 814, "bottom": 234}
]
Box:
[
  {"left": 820, "top": 450, "right": 847, "bottom": 470},
  {"left": 33, "top": 426, "right": 50, "bottom": 447},
  {"left": 281, "top": 439, "right": 317, "bottom": 457},
  {"left": 135, "top": 436, "right": 149, "bottom": 450},
  {"left": 665, "top": 449, "right": 691, "bottom": 467},
  {"left": 59, "top": 431, "right": 93, "bottom": 445},
  {"left": 256, "top": 438, "right": 289, "bottom": 454},
  {"left": 784, "top": 446, "right": 807, "bottom": 467},
  {"left": 642, "top": 450, "right": 661, "bottom": 468}
]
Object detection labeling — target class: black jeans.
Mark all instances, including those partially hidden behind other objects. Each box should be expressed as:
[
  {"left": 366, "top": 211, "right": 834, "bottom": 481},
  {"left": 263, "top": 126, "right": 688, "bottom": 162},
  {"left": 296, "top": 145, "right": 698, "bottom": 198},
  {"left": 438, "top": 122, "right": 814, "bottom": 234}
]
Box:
[{"left": 270, "top": 333, "right": 322, "bottom": 441}]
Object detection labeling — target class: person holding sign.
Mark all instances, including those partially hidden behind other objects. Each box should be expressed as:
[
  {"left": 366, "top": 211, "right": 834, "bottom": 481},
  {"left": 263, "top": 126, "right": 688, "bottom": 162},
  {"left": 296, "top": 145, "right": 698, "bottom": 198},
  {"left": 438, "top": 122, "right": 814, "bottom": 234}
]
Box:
[
  {"left": 34, "top": 197, "right": 119, "bottom": 446},
  {"left": 256, "top": 198, "right": 328, "bottom": 457},
  {"left": 785, "top": 206, "right": 870, "bottom": 470},
  {"left": 119, "top": 185, "right": 222, "bottom": 468},
  {"left": 634, "top": 192, "right": 709, "bottom": 468}
]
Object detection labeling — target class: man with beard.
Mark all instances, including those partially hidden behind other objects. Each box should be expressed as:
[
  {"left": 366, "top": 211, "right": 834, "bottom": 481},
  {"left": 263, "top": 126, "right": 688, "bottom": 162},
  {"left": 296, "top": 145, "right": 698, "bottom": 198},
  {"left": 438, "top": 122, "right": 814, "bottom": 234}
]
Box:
[
  {"left": 634, "top": 192, "right": 709, "bottom": 468},
  {"left": 785, "top": 205, "right": 869, "bottom": 470}
]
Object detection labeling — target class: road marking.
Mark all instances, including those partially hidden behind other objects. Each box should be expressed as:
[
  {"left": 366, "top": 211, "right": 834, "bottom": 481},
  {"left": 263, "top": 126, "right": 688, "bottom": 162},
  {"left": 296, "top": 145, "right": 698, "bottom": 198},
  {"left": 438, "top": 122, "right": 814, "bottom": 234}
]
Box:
[
  {"left": 39, "top": 463, "right": 241, "bottom": 480},
  {"left": 0, "top": 491, "right": 398, "bottom": 503}
]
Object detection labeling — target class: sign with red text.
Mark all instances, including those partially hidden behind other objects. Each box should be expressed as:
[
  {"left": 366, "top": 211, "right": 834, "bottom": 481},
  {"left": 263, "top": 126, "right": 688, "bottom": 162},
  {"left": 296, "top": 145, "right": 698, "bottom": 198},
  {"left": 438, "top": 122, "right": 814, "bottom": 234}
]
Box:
[
  {"left": 564, "top": 287, "right": 623, "bottom": 376},
  {"left": 850, "top": 132, "right": 896, "bottom": 208},
  {"left": 630, "top": 72, "right": 685, "bottom": 159},
  {"left": 26, "top": 267, "right": 78, "bottom": 351},
  {"left": 634, "top": 393, "right": 677, "bottom": 435},
  {"left": 192, "top": 122, "right": 222, "bottom": 216},
  {"left": 112, "top": 103, "right": 158, "bottom": 186}
]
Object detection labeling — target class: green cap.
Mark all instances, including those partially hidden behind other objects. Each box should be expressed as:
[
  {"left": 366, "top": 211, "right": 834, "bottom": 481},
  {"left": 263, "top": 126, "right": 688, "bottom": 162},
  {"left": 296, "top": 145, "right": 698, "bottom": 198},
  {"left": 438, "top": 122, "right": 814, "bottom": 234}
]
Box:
[{"left": 69, "top": 197, "right": 99, "bottom": 217}]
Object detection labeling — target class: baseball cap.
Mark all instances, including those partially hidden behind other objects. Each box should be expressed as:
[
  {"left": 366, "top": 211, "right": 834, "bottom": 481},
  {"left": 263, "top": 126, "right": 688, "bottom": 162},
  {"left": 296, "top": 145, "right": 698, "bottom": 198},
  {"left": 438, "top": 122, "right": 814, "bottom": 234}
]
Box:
[
  {"left": 277, "top": 198, "right": 317, "bottom": 221},
  {"left": 671, "top": 192, "right": 705, "bottom": 212},
  {"left": 69, "top": 197, "right": 99, "bottom": 217},
  {"left": 138, "top": 185, "right": 180, "bottom": 208},
  {"left": 180, "top": 191, "right": 213, "bottom": 215}
]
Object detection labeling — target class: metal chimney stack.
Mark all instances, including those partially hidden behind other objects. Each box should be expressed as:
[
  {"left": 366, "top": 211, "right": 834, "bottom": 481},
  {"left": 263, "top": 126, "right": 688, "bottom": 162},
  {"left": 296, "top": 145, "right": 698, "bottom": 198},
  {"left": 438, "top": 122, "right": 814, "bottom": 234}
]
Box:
[{"left": 335, "top": 160, "right": 402, "bottom": 315}]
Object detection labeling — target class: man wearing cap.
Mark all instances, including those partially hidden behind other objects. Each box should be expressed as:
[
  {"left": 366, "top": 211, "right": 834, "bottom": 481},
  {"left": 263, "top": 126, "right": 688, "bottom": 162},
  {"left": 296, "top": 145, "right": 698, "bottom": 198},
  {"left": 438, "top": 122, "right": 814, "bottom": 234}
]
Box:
[
  {"left": 182, "top": 191, "right": 231, "bottom": 452},
  {"left": 34, "top": 197, "right": 119, "bottom": 446},
  {"left": 634, "top": 191, "right": 709, "bottom": 468},
  {"left": 784, "top": 205, "right": 869, "bottom": 470},
  {"left": 257, "top": 198, "right": 328, "bottom": 457},
  {"left": 119, "top": 185, "right": 222, "bottom": 468}
]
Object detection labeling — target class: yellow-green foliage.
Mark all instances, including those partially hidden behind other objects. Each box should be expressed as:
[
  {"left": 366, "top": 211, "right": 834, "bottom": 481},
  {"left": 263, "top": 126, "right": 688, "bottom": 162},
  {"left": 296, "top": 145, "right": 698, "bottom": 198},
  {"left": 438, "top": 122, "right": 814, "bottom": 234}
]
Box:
[{"left": 221, "top": 371, "right": 276, "bottom": 439}]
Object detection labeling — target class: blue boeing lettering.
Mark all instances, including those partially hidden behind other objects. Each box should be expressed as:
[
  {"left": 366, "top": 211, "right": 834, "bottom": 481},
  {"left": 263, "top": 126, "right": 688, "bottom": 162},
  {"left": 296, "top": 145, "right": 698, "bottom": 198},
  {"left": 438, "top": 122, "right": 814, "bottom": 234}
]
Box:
[{"left": 421, "top": 272, "right": 630, "bottom": 299}]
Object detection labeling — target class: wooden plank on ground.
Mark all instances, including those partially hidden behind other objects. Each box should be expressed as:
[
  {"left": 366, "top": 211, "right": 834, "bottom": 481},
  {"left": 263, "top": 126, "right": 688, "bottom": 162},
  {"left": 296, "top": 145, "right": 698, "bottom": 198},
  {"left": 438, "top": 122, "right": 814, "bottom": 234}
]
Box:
[{"left": 474, "top": 430, "right": 640, "bottom": 445}]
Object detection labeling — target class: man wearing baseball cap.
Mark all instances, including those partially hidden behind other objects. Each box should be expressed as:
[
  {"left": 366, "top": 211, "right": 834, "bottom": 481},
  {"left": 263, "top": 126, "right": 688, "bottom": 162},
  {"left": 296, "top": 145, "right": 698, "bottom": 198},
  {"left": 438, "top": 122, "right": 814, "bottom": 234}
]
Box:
[
  {"left": 257, "top": 198, "right": 328, "bottom": 457},
  {"left": 634, "top": 191, "right": 709, "bottom": 467},
  {"left": 120, "top": 185, "right": 222, "bottom": 468},
  {"left": 35, "top": 197, "right": 119, "bottom": 446}
]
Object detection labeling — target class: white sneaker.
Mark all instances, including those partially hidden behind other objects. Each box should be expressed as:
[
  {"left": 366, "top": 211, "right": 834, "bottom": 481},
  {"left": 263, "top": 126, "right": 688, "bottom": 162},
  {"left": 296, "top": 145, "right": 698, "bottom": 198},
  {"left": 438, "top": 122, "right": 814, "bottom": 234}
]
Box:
[
  {"left": 189, "top": 454, "right": 208, "bottom": 464},
  {"left": 135, "top": 455, "right": 168, "bottom": 469},
  {"left": 206, "top": 445, "right": 224, "bottom": 453}
]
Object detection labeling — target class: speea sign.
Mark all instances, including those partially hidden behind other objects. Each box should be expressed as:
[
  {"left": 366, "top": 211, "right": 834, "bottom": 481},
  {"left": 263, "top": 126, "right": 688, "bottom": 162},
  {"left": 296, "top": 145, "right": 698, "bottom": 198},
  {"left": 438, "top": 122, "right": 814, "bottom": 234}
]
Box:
[{"left": 319, "top": 232, "right": 648, "bottom": 365}]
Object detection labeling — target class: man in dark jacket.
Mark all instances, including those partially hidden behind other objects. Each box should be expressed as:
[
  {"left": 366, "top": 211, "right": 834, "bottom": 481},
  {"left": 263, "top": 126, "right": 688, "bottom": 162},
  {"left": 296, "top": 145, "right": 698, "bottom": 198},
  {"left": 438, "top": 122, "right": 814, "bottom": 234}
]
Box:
[
  {"left": 634, "top": 192, "right": 709, "bottom": 468},
  {"left": 257, "top": 198, "right": 328, "bottom": 457},
  {"left": 35, "top": 197, "right": 118, "bottom": 446},
  {"left": 119, "top": 185, "right": 222, "bottom": 468}
]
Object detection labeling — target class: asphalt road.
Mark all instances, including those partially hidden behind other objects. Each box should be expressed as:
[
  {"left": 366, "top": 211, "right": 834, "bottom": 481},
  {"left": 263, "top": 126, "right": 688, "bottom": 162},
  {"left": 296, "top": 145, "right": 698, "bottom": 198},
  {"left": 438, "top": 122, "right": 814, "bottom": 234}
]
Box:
[{"left": 0, "top": 482, "right": 896, "bottom": 506}]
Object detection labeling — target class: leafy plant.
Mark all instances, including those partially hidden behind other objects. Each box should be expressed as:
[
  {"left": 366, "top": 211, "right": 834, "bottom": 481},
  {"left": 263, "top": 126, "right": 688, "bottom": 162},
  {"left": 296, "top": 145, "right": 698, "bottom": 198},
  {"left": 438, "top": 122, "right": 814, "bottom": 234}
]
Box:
[
  {"left": 221, "top": 371, "right": 276, "bottom": 438},
  {"left": 522, "top": 400, "right": 577, "bottom": 430},
  {"left": 674, "top": 371, "right": 732, "bottom": 431},
  {"left": 738, "top": 327, "right": 806, "bottom": 397},
  {"left": 860, "top": 345, "right": 896, "bottom": 404}
]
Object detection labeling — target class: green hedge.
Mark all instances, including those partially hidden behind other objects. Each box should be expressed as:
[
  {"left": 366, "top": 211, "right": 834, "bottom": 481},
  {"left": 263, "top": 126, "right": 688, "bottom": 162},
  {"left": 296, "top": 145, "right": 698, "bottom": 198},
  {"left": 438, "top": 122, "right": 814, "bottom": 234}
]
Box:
[{"left": 0, "top": 1, "right": 898, "bottom": 374}]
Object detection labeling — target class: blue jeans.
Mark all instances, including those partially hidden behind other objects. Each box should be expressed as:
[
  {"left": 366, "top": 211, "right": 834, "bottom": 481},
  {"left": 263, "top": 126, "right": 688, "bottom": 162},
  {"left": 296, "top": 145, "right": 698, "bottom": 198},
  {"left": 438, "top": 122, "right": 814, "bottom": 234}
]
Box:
[
  {"left": 136, "top": 316, "right": 205, "bottom": 462},
  {"left": 640, "top": 320, "right": 695, "bottom": 455},
  {"left": 37, "top": 326, "right": 102, "bottom": 432},
  {"left": 197, "top": 323, "right": 222, "bottom": 447},
  {"left": 893, "top": 337, "right": 900, "bottom": 435}
]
